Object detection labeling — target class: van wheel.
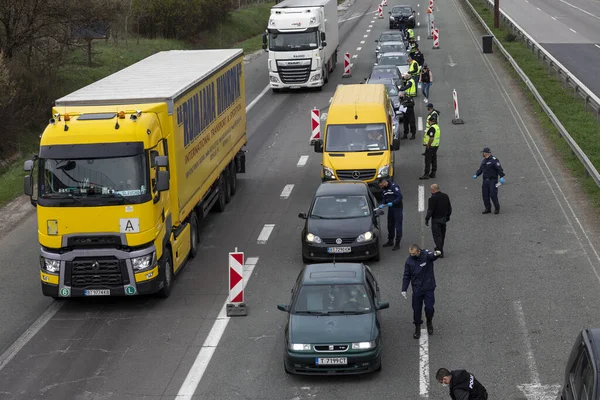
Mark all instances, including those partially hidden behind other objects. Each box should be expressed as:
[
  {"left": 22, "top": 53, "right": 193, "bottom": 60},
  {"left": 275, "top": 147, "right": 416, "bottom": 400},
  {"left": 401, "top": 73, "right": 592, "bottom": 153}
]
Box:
[
  {"left": 224, "top": 169, "right": 232, "bottom": 204},
  {"left": 213, "top": 175, "right": 227, "bottom": 212},
  {"left": 229, "top": 162, "right": 237, "bottom": 196},
  {"left": 189, "top": 213, "right": 199, "bottom": 258},
  {"left": 156, "top": 248, "right": 173, "bottom": 298}
]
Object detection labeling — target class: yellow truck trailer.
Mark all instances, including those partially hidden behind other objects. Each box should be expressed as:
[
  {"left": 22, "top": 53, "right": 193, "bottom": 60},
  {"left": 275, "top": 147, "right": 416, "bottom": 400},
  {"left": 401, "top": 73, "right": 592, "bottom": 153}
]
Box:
[{"left": 23, "top": 49, "right": 247, "bottom": 299}]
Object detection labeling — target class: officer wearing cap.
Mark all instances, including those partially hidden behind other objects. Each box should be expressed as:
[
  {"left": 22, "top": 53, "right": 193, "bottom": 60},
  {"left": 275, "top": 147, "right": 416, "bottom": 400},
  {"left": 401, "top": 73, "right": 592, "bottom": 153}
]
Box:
[
  {"left": 473, "top": 147, "right": 505, "bottom": 214},
  {"left": 378, "top": 177, "right": 404, "bottom": 251},
  {"left": 426, "top": 103, "right": 440, "bottom": 123},
  {"left": 398, "top": 73, "right": 417, "bottom": 97},
  {"left": 420, "top": 114, "right": 440, "bottom": 180}
]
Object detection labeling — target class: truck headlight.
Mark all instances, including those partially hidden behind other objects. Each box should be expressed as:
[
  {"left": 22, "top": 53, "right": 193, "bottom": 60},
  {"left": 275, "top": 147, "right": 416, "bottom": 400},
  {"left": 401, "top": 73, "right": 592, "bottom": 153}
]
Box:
[
  {"left": 356, "top": 231, "right": 373, "bottom": 242},
  {"left": 311, "top": 74, "right": 322, "bottom": 82},
  {"left": 40, "top": 257, "right": 60, "bottom": 273},
  {"left": 352, "top": 341, "right": 376, "bottom": 350},
  {"left": 306, "top": 233, "right": 322, "bottom": 243},
  {"left": 289, "top": 343, "right": 312, "bottom": 351},
  {"left": 270, "top": 76, "right": 280, "bottom": 83},
  {"left": 323, "top": 166, "right": 336, "bottom": 179},
  {"left": 131, "top": 253, "right": 155, "bottom": 271},
  {"left": 377, "top": 164, "right": 391, "bottom": 178}
]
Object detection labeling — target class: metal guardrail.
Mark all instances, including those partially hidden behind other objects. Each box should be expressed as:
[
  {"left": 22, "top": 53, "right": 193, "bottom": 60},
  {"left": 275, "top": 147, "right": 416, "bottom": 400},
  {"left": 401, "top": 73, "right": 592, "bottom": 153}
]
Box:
[
  {"left": 461, "top": 0, "right": 600, "bottom": 187},
  {"left": 480, "top": 0, "right": 600, "bottom": 120}
]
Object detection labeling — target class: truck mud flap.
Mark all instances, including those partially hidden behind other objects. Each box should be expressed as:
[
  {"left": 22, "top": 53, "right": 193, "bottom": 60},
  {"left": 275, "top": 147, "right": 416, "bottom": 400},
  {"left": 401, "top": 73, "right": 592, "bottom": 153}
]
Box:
[{"left": 236, "top": 149, "right": 246, "bottom": 174}]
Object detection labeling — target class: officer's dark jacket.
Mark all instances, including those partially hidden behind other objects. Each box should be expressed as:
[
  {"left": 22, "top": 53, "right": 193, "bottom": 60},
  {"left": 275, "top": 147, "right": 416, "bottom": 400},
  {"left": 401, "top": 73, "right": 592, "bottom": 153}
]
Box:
[
  {"left": 382, "top": 182, "right": 403, "bottom": 209},
  {"left": 449, "top": 370, "right": 488, "bottom": 400},
  {"left": 475, "top": 155, "right": 505, "bottom": 180},
  {"left": 401, "top": 250, "right": 439, "bottom": 293},
  {"left": 413, "top": 51, "right": 424, "bottom": 65},
  {"left": 427, "top": 109, "right": 440, "bottom": 120},
  {"left": 400, "top": 96, "right": 415, "bottom": 108}
]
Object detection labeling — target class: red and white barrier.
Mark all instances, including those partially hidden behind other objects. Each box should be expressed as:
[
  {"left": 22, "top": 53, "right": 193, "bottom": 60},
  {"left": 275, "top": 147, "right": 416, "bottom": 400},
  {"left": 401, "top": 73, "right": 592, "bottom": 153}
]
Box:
[
  {"left": 310, "top": 108, "right": 321, "bottom": 144},
  {"left": 428, "top": 13, "right": 435, "bottom": 39},
  {"left": 382, "top": 0, "right": 387, "bottom": 5},
  {"left": 377, "top": 4, "right": 383, "bottom": 18},
  {"left": 432, "top": 28, "right": 440, "bottom": 49},
  {"left": 452, "top": 89, "right": 464, "bottom": 124},
  {"left": 226, "top": 249, "right": 247, "bottom": 316},
  {"left": 429, "top": 0, "right": 434, "bottom": 10},
  {"left": 343, "top": 52, "right": 352, "bottom": 78}
]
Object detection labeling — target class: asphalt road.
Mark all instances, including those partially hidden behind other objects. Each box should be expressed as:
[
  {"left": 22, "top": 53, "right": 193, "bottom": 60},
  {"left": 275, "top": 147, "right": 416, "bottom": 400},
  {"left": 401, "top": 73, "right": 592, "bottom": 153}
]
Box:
[
  {"left": 486, "top": 0, "right": 600, "bottom": 97},
  {"left": 1, "top": 0, "right": 600, "bottom": 398}
]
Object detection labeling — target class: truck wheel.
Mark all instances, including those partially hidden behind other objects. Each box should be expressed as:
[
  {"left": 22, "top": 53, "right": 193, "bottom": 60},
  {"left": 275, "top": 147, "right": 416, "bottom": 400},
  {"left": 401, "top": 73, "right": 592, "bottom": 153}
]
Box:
[
  {"left": 229, "top": 162, "right": 237, "bottom": 196},
  {"left": 189, "top": 213, "right": 199, "bottom": 258},
  {"left": 212, "top": 175, "right": 227, "bottom": 213},
  {"left": 156, "top": 247, "right": 173, "bottom": 298}
]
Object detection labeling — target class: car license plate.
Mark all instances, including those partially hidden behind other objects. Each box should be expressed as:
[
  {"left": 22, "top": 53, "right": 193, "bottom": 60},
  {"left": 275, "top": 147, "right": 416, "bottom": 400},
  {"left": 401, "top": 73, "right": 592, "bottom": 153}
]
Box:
[
  {"left": 316, "top": 357, "right": 348, "bottom": 365},
  {"left": 290, "top": 85, "right": 301, "bottom": 89},
  {"left": 327, "top": 247, "right": 351, "bottom": 254},
  {"left": 84, "top": 289, "right": 110, "bottom": 296}
]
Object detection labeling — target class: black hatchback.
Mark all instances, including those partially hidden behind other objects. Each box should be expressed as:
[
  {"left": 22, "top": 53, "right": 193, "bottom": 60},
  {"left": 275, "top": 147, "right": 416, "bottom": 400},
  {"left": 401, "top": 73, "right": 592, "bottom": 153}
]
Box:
[
  {"left": 299, "top": 182, "right": 384, "bottom": 263},
  {"left": 277, "top": 263, "right": 390, "bottom": 375}
]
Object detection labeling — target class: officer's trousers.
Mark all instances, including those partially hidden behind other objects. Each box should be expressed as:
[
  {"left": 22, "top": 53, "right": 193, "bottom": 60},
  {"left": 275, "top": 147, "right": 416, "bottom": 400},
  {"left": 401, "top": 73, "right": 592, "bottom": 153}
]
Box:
[
  {"left": 431, "top": 218, "right": 446, "bottom": 253},
  {"left": 482, "top": 179, "right": 500, "bottom": 210},
  {"left": 403, "top": 108, "right": 416, "bottom": 136},
  {"left": 412, "top": 290, "right": 435, "bottom": 325},
  {"left": 386, "top": 207, "right": 403, "bottom": 242},
  {"left": 424, "top": 146, "right": 438, "bottom": 175}
]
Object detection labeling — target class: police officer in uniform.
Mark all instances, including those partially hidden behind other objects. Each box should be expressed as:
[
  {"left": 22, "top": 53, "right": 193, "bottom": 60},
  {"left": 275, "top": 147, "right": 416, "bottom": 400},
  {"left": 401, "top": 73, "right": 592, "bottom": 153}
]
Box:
[
  {"left": 436, "top": 368, "right": 488, "bottom": 400},
  {"left": 408, "top": 55, "right": 421, "bottom": 86},
  {"left": 398, "top": 73, "right": 416, "bottom": 97},
  {"left": 426, "top": 103, "right": 439, "bottom": 122},
  {"left": 473, "top": 147, "right": 505, "bottom": 214},
  {"left": 401, "top": 244, "right": 442, "bottom": 339},
  {"left": 377, "top": 177, "right": 403, "bottom": 251},
  {"left": 420, "top": 115, "right": 440, "bottom": 180},
  {"left": 399, "top": 91, "right": 416, "bottom": 140}
]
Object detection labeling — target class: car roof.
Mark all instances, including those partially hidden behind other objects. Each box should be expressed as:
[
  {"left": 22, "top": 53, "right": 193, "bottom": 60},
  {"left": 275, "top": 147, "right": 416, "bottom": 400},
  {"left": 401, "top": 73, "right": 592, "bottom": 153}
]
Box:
[
  {"left": 315, "top": 181, "right": 370, "bottom": 197},
  {"left": 393, "top": 4, "right": 413, "bottom": 8},
  {"left": 372, "top": 64, "right": 399, "bottom": 71},
  {"left": 302, "top": 263, "right": 366, "bottom": 285},
  {"left": 366, "top": 78, "right": 395, "bottom": 85},
  {"left": 380, "top": 31, "right": 403, "bottom": 35},
  {"left": 380, "top": 41, "right": 405, "bottom": 45}
]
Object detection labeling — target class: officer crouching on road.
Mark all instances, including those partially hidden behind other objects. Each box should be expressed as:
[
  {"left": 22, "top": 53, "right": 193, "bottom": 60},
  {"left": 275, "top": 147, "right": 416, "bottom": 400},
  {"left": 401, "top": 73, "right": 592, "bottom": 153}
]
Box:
[
  {"left": 473, "top": 147, "right": 505, "bottom": 214},
  {"left": 377, "top": 177, "right": 404, "bottom": 251},
  {"left": 436, "top": 368, "right": 488, "bottom": 399}
]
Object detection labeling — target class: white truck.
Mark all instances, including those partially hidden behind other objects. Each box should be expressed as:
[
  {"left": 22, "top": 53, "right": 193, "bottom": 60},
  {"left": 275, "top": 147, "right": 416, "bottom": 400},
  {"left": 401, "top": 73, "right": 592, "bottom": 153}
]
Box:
[{"left": 262, "top": 0, "right": 339, "bottom": 92}]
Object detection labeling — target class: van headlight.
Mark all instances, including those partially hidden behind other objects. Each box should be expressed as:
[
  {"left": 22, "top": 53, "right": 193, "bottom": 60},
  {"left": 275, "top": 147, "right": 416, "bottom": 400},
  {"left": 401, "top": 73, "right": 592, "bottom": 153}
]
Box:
[
  {"left": 357, "top": 231, "right": 373, "bottom": 242},
  {"left": 323, "top": 166, "right": 336, "bottom": 179},
  {"left": 289, "top": 343, "right": 312, "bottom": 351},
  {"left": 352, "top": 341, "right": 376, "bottom": 350},
  {"left": 131, "top": 252, "right": 155, "bottom": 271},
  {"left": 40, "top": 257, "right": 60, "bottom": 273},
  {"left": 377, "top": 164, "right": 391, "bottom": 178},
  {"left": 306, "top": 233, "right": 322, "bottom": 243}
]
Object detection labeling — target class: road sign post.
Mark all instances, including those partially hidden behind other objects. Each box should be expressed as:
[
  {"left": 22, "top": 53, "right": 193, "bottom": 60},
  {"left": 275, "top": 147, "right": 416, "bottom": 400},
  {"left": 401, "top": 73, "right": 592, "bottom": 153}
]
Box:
[
  {"left": 226, "top": 248, "right": 247, "bottom": 316},
  {"left": 310, "top": 108, "right": 321, "bottom": 144}
]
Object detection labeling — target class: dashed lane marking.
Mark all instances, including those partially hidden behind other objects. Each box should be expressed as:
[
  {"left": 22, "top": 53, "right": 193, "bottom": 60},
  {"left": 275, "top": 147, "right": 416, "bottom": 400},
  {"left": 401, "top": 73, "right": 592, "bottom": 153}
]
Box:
[
  {"left": 297, "top": 155, "right": 309, "bottom": 166},
  {"left": 280, "top": 184, "right": 294, "bottom": 199},
  {"left": 257, "top": 224, "right": 275, "bottom": 244}
]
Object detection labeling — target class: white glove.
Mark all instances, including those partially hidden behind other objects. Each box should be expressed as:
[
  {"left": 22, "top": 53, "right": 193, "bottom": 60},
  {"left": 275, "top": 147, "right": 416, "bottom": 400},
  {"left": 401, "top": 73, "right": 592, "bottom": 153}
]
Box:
[
  {"left": 434, "top": 250, "right": 442, "bottom": 256},
  {"left": 401, "top": 291, "right": 407, "bottom": 299}
]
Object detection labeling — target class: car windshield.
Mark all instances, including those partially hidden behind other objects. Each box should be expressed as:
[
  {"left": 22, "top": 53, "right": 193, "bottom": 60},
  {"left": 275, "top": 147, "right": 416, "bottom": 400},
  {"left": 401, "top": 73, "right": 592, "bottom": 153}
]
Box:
[
  {"left": 380, "top": 44, "right": 405, "bottom": 53},
  {"left": 325, "top": 123, "right": 388, "bottom": 152},
  {"left": 385, "top": 84, "right": 399, "bottom": 96},
  {"left": 379, "top": 54, "right": 409, "bottom": 66},
  {"left": 379, "top": 34, "right": 404, "bottom": 42},
  {"left": 393, "top": 6, "right": 412, "bottom": 14},
  {"left": 293, "top": 284, "right": 372, "bottom": 314},
  {"left": 311, "top": 195, "right": 371, "bottom": 219},
  {"left": 268, "top": 31, "right": 318, "bottom": 51},
  {"left": 39, "top": 155, "right": 148, "bottom": 201},
  {"left": 370, "top": 67, "right": 400, "bottom": 81}
]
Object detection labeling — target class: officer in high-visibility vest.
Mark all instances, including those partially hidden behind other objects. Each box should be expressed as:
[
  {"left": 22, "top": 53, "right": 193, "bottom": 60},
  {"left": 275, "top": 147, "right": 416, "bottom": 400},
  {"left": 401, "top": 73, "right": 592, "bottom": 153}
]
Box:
[
  {"left": 420, "top": 114, "right": 440, "bottom": 180},
  {"left": 408, "top": 55, "right": 421, "bottom": 86},
  {"left": 398, "top": 73, "right": 416, "bottom": 97},
  {"left": 426, "top": 103, "right": 440, "bottom": 124},
  {"left": 406, "top": 28, "right": 415, "bottom": 41}
]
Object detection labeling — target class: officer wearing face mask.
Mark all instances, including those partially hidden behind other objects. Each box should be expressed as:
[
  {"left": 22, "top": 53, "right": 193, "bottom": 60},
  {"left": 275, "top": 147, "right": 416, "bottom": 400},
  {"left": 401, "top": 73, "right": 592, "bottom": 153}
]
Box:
[
  {"left": 401, "top": 244, "right": 441, "bottom": 339},
  {"left": 436, "top": 368, "right": 488, "bottom": 400}
]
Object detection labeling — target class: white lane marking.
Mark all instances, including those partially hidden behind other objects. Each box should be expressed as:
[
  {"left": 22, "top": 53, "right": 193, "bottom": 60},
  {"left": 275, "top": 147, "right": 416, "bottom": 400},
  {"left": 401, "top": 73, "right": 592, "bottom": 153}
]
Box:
[
  {"left": 329, "top": 97, "right": 333, "bottom": 103},
  {"left": 177, "top": 258, "right": 258, "bottom": 399},
  {"left": 247, "top": 85, "right": 270, "bottom": 112},
  {"left": 357, "top": 47, "right": 362, "bottom": 51},
  {"left": 364, "top": 34, "right": 369, "bottom": 38},
  {"left": 536, "top": 6, "right": 541, "bottom": 10},
  {"left": 371, "top": 20, "right": 375, "bottom": 23},
  {"left": 418, "top": 185, "right": 425, "bottom": 212},
  {"left": 418, "top": 116, "right": 423, "bottom": 131},
  {"left": 352, "top": 54, "right": 358, "bottom": 58},
  {"left": 297, "top": 155, "right": 309, "bottom": 166},
  {"left": 369, "top": 24, "right": 373, "bottom": 28},
  {"left": 366, "top": 29, "right": 371, "bottom": 32},
  {"left": 419, "top": 327, "right": 430, "bottom": 397},
  {"left": 417, "top": 22, "right": 421, "bottom": 26},
  {"left": 360, "top": 40, "right": 365, "bottom": 44},
  {"left": 551, "top": 16, "right": 557, "bottom": 20},
  {"left": 0, "top": 301, "right": 63, "bottom": 372},
  {"left": 569, "top": 28, "right": 577, "bottom": 33},
  {"left": 280, "top": 184, "right": 294, "bottom": 199},
  {"left": 418, "top": 12, "right": 420, "bottom": 15},
  {"left": 596, "top": 44, "right": 600, "bottom": 49},
  {"left": 350, "top": 63, "right": 354, "bottom": 68},
  {"left": 525, "top": 0, "right": 529, "bottom": 3},
  {"left": 340, "top": 14, "right": 363, "bottom": 22},
  {"left": 559, "top": 0, "right": 600, "bottom": 20},
  {"left": 417, "top": 35, "right": 421, "bottom": 41},
  {"left": 257, "top": 224, "right": 275, "bottom": 244}
]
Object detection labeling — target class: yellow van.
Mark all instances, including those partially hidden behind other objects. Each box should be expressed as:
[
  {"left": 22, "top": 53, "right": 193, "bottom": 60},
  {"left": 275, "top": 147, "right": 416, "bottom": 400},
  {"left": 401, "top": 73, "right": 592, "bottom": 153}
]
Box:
[{"left": 313, "top": 84, "right": 399, "bottom": 191}]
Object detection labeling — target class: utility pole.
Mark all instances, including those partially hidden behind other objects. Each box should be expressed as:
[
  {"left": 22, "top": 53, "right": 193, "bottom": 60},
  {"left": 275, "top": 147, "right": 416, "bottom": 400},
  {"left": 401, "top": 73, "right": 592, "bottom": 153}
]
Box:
[{"left": 494, "top": 0, "right": 500, "bottom": 28}]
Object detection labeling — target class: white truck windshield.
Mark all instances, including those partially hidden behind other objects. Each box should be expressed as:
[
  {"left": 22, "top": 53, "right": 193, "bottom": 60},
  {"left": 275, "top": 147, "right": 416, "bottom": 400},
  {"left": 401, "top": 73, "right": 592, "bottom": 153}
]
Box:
[{"left": 268, "top": 32, "right": 319, "bottom": 51}]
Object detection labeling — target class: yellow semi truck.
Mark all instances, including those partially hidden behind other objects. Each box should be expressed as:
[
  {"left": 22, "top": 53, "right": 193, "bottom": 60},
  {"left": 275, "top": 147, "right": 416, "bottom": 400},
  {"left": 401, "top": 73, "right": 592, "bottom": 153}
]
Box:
[{"left": 23, "top": 50, "right": 247, "bottom": 299}]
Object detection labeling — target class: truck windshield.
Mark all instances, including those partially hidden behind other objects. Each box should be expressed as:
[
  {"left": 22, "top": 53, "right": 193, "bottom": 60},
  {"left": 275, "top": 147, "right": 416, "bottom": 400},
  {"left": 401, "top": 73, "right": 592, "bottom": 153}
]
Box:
[
  {"left": 269, "top": 32, "right": 319, "bottom": 51},
  {"left": 325, "top": 124, "right": 388, "bottom": 152},
  {"left": 39, "top": 155, "right": 149, "bottom": 203}
]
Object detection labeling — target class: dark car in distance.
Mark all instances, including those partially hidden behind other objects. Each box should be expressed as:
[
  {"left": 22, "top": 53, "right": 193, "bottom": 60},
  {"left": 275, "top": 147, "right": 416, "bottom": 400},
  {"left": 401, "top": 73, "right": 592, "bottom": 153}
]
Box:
[
  {"left": 374, "top": 31, "right": 406, "bottom": 59},
  {"left": 561, "top": 328, "right": 600, "bottom": 399},
  {"left": 277, "top": 263, "right": 390, "bottom": 375},
  {"left": 299, "top": 182, "right": 384, "bottom": 263},
  {"left": 368, "top": 65, "right": 402, "bottom": 87},
  {"left": 389, "top": 5, "right": 415, "bottom": 29}
]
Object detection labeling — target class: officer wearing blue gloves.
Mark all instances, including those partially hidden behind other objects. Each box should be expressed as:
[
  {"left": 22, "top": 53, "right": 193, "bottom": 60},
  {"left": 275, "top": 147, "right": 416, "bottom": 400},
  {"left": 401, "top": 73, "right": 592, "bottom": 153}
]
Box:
[
  {"left": 473, "top": 147, "right": 505, "bottom": 214},
  {"left": 378, "top": 177, "right": 403, "bottom": 251}
]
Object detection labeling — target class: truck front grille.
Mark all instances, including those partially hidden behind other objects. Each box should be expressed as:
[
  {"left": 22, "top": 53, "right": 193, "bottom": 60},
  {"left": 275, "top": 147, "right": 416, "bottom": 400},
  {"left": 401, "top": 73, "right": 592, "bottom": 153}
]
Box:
[
  {"left": 72, "top": 274, "right": 122, "bottom": 287},
  {"left": 277, "top": 59, "right": 312, "bottom": 84},
  {"left": 66, "top": 256, "right": 128, "bottom": 288},
  {"left": 336, "top": 169, "right": 377, "bottom": 181},
  {"left": 66, "top": 235, "right": 122, "bottom": 248}
]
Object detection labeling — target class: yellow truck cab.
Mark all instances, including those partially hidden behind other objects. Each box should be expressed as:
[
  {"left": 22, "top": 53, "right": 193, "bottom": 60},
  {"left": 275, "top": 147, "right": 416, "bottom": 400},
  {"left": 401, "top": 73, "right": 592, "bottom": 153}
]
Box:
[
  {"left": 23, "top": 50, "right": 247, "bottom": 299},
  {"left": 312, "top": 84, "right": 399, "bottom": 191}
]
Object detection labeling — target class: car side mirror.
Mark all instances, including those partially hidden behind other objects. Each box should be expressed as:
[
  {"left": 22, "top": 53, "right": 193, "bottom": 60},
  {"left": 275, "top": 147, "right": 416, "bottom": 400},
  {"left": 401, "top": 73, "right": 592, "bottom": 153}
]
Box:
[
  {"left": 314, "top": 140, "right": 323, "bottom": 153},
  {"left": 377, "top": 302, "right": 390, "bottom": 310},
  {"left": 375, "top": 208, "right": 385, "bottom": 216},
  {"left": 298, "top": 212, "right": 307, "bottom": 219},
  {"left": 277, "top": 304, "right": 290, "bottom": 312},
  {"left": 321, "top": 41, "right": 327, "bottom": 48},
  {"left": 156, "top": 170, "right": 170, "bottom": 192},
  {"left": 413, "top": 10, "right": 416, "bottom": 13},
  {"left": 388, "top": 11, "right": 391, "bottom": 14},
  {"left": 155, "top": 155, "right": 168, "bottom": 167},
  {"left": 393, "top": 138, "right": 400, "bottom": 151}
]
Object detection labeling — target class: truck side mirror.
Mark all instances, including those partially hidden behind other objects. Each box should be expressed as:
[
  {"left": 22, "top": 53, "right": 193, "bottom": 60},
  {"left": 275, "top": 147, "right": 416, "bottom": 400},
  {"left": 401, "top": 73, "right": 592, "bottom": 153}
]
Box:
[
  {"left": 24, "top": 159, "right": 34, "bottom": 172},
  {"left": 155, "top": 155, "right": 168, "bottom": 167},
  {"left": 298, "top": 212, "right": 307, "bottom": 219},
  {"left": 314, "top": 140, "right": 323, "bottom": 153},
  {"left": 321, "top": 41, "right": 327, "bottom": 47},
  {"left": 24, "top": 175, "right": 33, "bottom": 197},
  {"left": 262, "top": 33, "right": 267, "bottom": 44},
  {"left": 320, "top": 32, "right": 326, "bottom": 41},
  {"left": 156, "top": 170, "right": 170, "bottom": 192},
  {"left": 393, "top": 138, "right": 400, "bottom": 151}
]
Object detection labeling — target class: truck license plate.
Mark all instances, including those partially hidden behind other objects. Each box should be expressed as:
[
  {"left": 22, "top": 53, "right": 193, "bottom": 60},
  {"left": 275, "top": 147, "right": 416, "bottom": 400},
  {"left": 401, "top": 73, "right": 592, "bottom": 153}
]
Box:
[
  {"left": 84, "top": 289, "right": 110, "bottom": 296},
  {"left": 290, "top": 85, "right": 301, "bottom": 89},
  {"left": 327, "top": 247, "right": 351, "bottom": 254},
  {"left": 316, "top": 357, "right": 348, "bottom": 365}
]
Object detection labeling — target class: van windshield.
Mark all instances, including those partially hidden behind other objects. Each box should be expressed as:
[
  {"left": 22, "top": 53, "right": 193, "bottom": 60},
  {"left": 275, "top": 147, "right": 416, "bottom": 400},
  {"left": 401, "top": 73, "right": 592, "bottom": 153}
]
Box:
[{"left": 325, "top": 124, "right": 388, "bottom": 152}]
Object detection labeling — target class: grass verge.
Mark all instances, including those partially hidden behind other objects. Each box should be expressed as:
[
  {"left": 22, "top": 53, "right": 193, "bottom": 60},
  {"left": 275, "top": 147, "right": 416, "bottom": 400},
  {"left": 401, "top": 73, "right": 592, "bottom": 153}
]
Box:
[
  {"left": 466, "top": 0, "right": 600, "bottom": 209},
  {"left": 0, "top": 2, "right": 274, "bottom": 208}
]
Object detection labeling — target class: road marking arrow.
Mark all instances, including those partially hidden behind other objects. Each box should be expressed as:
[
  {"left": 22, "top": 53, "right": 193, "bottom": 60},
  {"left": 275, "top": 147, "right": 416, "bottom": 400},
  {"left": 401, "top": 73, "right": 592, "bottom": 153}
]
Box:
[
  {"left": 447, "top": 54, "right": 457, "bottom": 67},
  {"left": 517, "top": 383, "right": 562, "bottom": 399}
]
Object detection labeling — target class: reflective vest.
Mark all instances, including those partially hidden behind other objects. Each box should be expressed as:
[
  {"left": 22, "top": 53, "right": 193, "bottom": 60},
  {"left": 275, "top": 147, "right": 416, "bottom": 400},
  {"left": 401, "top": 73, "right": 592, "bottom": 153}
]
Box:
[
  {"left": 409, "top": 59, "right": 420, "bottom": 76},
  {"left": 406, "top": 78, "right": 416, "bottom": 96},
  {"left": 426, "top": 110, "right": 439, "bottom": 126},
  {"left": 407, "top": 29, "right": 415, "bottom": 39},
  {"left": 423, "top": 124, "right": 440, "bottom": 147}
]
